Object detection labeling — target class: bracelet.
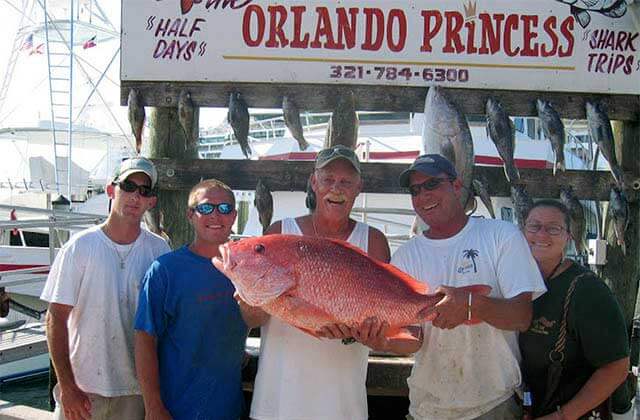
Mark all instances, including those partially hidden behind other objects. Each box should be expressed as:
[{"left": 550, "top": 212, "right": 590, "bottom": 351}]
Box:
[{"left": 467, "top": 292, "right": 472, "bottom": 321}]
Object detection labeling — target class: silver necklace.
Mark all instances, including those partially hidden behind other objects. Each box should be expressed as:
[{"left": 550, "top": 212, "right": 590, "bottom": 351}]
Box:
[{"left": 111, "top": 242, "right": 136, "bottom": 270}]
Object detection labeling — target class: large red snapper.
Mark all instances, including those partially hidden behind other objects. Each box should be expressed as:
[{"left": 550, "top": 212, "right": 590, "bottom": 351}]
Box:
[{"left": 212, "top": 234, "right": 490, "bottom": 336}]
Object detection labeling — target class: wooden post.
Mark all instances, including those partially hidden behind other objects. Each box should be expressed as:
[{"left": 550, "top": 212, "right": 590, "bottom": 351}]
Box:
[
  {"left": 145, "top": 107, "right": 199, "bottom": 248},
  {"left": 602, "top": 120, "right": 639, "bottom": 327}
]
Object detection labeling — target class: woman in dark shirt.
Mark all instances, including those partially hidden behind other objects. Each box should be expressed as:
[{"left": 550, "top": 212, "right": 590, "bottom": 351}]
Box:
[{"left": 518, "top": 200, "right": 629, "bottom": 419}]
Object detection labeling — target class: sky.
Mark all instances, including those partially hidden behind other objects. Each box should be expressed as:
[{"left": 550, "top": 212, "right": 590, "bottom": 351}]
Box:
[{"left": 0, "top": 0, "right": 228, "bottom": 136}]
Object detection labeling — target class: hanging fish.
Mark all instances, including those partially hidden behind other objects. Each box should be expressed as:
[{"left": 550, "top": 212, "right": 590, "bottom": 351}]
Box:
[
  {"left": 472, "top": 178, "right": 495, "bottom": 219},
  {"left": 485, "top": 98, "right": 519, "bottom": 183},
  {"left": 178, "top": 90, "right": 196, "bottom": 151},
  {"left": 559, "top": 186, "right": 587, "bottom": 254},
  {"left": 324, "top": 91, "right": 359, "bottom": 150},
  {"left": 586, "top": 101, "right": 624, "bottom": 188},
  {"left": 510, "top": 184, "right": 533, "bottom": 228},
  {"left": 228, "top": 92, "right": 251, "bottom": 159},
  {"left": 254, "top": 179, "right": 274, "bottom": 235},
  {"left": 283, "top": 96, "right": 309, "bottom": 151},
  {"left": 609, "top": 186, "right": 629, "bottom": 255},
  {"left": 536, "top": 99, "right": 565, "bottom": 175},
  {"left": 422, "top": 86, "right": 475, "bottom": 210},
  {"left": 127, "top": 88, "right": 145, "bottom": 154}
]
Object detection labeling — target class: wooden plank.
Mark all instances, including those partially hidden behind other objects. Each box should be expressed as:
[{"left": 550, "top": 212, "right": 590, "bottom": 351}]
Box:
[
  {"left": 152, "top": 158, "right": 638, "bottom": 201},
  {"left": 146, "top": 107, "right": 199, "bottom": 249},
  {"left": 121, "top": 82, "right": 640, "bottom": 121},
  {"left": 603, "top": 120, "right": 640, "bottom": 326}
]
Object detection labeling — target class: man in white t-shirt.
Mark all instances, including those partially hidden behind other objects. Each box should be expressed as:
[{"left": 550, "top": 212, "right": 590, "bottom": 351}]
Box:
[
  {"left": 360, "top": 154, "right": 546, "bottom": 420},
  {"left": 41, "top": 157, "right": 170, "bottom": 420}
]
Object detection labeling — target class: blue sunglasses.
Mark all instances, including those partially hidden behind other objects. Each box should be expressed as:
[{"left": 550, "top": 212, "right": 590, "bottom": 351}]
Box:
[{"left": 192, "top": 202, "right": 234, "bottom": 215}]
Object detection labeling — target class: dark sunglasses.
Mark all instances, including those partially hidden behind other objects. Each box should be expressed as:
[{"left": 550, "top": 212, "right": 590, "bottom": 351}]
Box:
[
  {"left": 192, "top": 202, "right": 235, "bottom": 215},
  {"left": 408, "top": 177, "right": 454, "bottom": 196},
  {"left": 318, "top": 147, "right": 357, "bottom": 160},
  {"left": 115, "top": 180, "right": 156, "bottom": 197}
]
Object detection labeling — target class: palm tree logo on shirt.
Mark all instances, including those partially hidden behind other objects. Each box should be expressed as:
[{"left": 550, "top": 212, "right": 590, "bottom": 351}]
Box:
[{"left": 462, "top": 249, "right": 479, "bottom": 273}]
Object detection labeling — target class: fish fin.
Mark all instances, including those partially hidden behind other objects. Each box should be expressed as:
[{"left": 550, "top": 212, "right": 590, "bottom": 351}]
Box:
[
  {"left": 384, "top": 326, "right": 419, "bottom": 341},
  {"left": 326, "top": 238, "right": 430, "bottom": 295},
  {"left": 571, "top": 6, "right": 592, "bottom": 28},
  {"left": 295, "top": 326, "right": 323, "bottom": 339}
]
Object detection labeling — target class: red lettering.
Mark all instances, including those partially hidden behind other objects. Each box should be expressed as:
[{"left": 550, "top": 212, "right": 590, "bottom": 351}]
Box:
[
  {"left": 479, "top": 13, "right": 503, "bottom": 55},
  {"left": 290, "top": 6, "right": 309, "bottom": 48},
  {"left": 336, "top": 8, "right": 359, "bottom": 49},
  {"left": 558, "top": 16, "right": 574, "bottom": 57},
  {"left": 387, "top": 9, "right": 407, "bottom": 52},
  {"left": 310, "top": 7, "right": 340, "bottom": 49},
  {"left": 465, "top": 20, "right": 478, "bottom": 54},
  {"left": 504, "top": 14, "right": 520, "bottom": 57},
  {"left": 362, "top": 8, "right": 384, "bottom": 51},
  {"left": 266, "top": 5, "right": 289, "bottom": 48},
  {"left": 520, "top": 15, "right": 539, "bottom": 56},
  {"left": 421, "top": 10, "right": 442, "bottom": 52},
  {"left": 541, "top": 16, "right": 558, "bottom": 57},
  {"left": 443, "top": 11, "right": 464, "bottom": 53},
  {"left": 242, "top": 5, "right": 265, "bottom": 47}
]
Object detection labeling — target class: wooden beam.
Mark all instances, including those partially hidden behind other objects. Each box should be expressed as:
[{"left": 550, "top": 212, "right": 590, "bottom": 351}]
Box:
[
  {"left": 152, "top": 158, "right": 637, "bottom": 202},
  {"left": 121, "top": 82, "right": 640, "bottom": 121}
]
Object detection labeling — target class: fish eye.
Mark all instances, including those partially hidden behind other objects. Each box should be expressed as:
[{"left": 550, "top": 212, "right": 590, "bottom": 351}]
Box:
[{"left": 255, "top": 244, "right": 265, "bottom": 254}]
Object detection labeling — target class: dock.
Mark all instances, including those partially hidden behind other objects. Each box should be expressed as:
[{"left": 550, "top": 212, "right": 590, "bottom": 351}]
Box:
[{"left": 0, "top": 323, "right": 48, "bottom": 366}]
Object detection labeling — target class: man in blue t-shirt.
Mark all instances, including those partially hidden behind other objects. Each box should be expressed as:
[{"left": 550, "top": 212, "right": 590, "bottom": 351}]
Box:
[{"left": 134, "top": 179, "right": 268, "bottom": 420}]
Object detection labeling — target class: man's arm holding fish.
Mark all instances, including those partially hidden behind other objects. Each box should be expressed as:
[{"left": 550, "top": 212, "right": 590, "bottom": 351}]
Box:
[
  {"left": 353, "top": 318, "right": 424, "bottom": 356},
  {"left": 422, "top": 288, "right": 533, "bottom": 331},
  {"left": 235, "top": 292, "right": 270, "bottom": 328}
]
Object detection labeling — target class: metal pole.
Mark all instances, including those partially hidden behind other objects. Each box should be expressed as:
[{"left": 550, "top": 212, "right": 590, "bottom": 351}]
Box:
[{"left": 67, "top": 0, "right": 74, "bottom": 202}]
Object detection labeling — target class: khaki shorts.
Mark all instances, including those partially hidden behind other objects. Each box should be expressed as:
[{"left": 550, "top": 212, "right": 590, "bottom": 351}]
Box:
[
  {"left": 52, "top": 384, "right": 144, "bottom": 420},
  {"left": 407, "top": 395, "right": 522, "bottom": 420}
]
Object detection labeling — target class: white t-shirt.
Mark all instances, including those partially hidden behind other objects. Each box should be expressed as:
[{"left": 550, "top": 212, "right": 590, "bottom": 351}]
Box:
[
  {"left": 41, "top": 224, "right": 170, "bottom": 397},
  {"left": 392, "top": 218, "right": 546, "bottom": 420},
  {"left": 250, "top": 218, "right": 371, "bottom": 420}
]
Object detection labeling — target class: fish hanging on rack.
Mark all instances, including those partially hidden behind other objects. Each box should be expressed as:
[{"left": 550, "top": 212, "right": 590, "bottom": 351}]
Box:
[
  {"left": 228, "top": 92, "right": 251, "bottom": 159},
  {"left": 178, "top": 90, "right": 196, "bottom": 151},
  {"left": 485, "top": 97, "right": 519, "bottom": 183},
  {"left": 422, "top": 86, "right": 475, "bottom": 210},
  {"left": 128, "top": 88, "right": 145, "bottom": 154},
  {"left": 324, "top": 91, "right": 359, "bottom": 150},
  {"left": 283, "top": 96, "right": 309, "bottom": 151},
  {"left": 536, "top": 99, "right": 566, "bottom": 176}
]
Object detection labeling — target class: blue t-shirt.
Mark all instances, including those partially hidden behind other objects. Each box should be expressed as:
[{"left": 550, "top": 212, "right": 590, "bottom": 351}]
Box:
[{"left": 135, "top": 246, "right": 247, "bottom": 420}]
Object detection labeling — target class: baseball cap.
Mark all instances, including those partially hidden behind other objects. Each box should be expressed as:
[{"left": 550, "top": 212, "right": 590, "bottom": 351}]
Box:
[
  {"left": 315, "top": 145, "right": 361, "bottom": 173},
  {"left": 112, "top": 157, "right": 158, "bottom": 188},
  {"left": 398, "top": 154, "right": 458, "bottom": 187}
]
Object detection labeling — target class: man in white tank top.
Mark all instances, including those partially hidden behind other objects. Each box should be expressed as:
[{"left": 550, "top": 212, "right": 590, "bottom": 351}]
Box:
[{"left": 248, "top": 145, "right": 391, "bottom": 420}]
